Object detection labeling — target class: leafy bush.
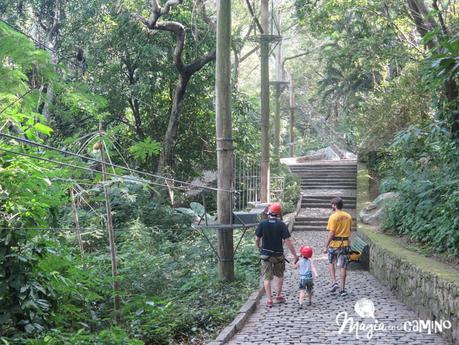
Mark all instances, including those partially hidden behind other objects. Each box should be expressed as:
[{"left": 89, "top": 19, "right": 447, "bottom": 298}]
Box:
[
  {"left": 271, "top": 164, "right": 301, "bottom": 214},
  {"left": 379, "top": 122, "right": 459, "bottom": 256}
]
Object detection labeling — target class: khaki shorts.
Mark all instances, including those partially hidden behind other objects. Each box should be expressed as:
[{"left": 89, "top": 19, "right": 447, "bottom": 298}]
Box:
[{"left": 260, "top": 255, "right": 285, "bottom": 280}]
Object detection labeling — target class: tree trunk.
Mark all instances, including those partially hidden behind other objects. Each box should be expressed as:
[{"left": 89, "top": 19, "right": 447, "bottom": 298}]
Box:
[
  {"left": 128, "top": 97, "right": 145, "bottom": 139},
  {"left": 158, "top": 74, "right": 189, "bottom": 170},
  {"left": 136, "top": 1, "right": 216, "bottom": 172}
]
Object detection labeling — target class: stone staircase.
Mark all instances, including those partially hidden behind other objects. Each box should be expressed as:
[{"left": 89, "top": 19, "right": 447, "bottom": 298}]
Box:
[
  {"left": 288, "top": 161, "right": 357, "bottom": 232},
  {"left": 289, "top": 163, "right": 357, "bottom": 190}
]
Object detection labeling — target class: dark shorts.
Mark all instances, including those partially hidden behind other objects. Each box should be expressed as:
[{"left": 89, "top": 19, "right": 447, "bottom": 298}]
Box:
[
  {"left": 260, "top": 255, "right": 285, "bottom": 280},
  {"left": 328, "top": 246, "right": 350, "bottom": 268},
  {"left": 299, "top": 275, "right": 313, "bottom": 293}
]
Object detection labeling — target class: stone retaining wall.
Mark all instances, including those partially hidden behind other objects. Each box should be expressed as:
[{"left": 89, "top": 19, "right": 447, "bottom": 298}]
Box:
[
  {"left": 357, "top": 164, "right": 459, "bottom": 344},
  {"left": 358, "top": 228, "right": 459, "bottom": 344}
]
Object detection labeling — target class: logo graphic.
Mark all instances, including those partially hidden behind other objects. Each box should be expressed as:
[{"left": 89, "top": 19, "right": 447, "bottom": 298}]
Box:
[
  {"left": 336, "top": 297, "right": 451, "bottom": 340},
  {"left": 354, "top": 298, "right": 375, "bottom": 318}
]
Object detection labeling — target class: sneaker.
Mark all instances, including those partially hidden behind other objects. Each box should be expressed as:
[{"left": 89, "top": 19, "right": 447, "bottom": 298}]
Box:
[
  {"left": 339, "top": 289, "right": 348, "bottom": 297},
  {"left": 266, "top": 299, "right": 273, "bottom": 307},
  {"left": 308, "top": 301, "right": 312, "bottom": 306},
  {"left": 275, "top": 295, "right": 286, "bottom": 303},
  {"left": 330, "top": 283, "right": 338, "bottom": 293},
  {"left": 297, "top": 304, "right": 303, "bottom": 310}
]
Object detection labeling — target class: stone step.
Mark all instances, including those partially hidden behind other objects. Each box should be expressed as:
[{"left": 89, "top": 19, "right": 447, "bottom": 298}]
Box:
[
  {"left": 295, "top": 218, "right": 356, "bottom": 223},
  {"left": 301, "top": 200, "right": 357, "bottom": 204},
  {"left": 296, "top": 174, "right": 356, "bottom": 180},
  {"left": 301, "top": 181, "right": 356, "bottom": 185},
  {"left": 301, "top": 203, "right": 356, "bottom": 208},
  {"left": 295, "top": 172, "right": 356, "bottom": 175},
  {"left": 301, "top": 183, "right": 357, "bottom": 186},
  {"left": 293, "top": 225, "right": 357, "bottom": 231},
  {"left": 301, "top": 206, "right": 356, "bottom": 210},
  {"left": 302, "top": 196, "right": 356, "bottom": 200},
  {"left": 298, "top": 176, "right": 356, "bottom": 179},
  {"left": 289, "top": 166, "right": 357, "bottom": 169},
  {"left": 291, "top": 169, "right": 357, "bottom": 173},
  {"left": 300, "top": 180, "right": 356, "bottom": 184},
  {"left": 295, "top": 216, "right": 356, "bottom": 220},
  {"left": 291, "top": 170, "right": 357, "bottom": 174},
  {"left": 300, "top": 186, "right": 356, "bottom": 189}
]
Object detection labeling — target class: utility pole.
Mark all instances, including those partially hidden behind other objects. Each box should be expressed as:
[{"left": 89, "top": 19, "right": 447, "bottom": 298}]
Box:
[
  {"left": 289, "top": 76, "right": 296, "bottom": 157},
  {"left": 271, "top": 9, "right": 287, "bottom": 162},
  {"left": 260, "top": 0, "right": 270, "bottom": 203},
  {"left": 215, "top": 0, "right": 234, "bottom": 281}
]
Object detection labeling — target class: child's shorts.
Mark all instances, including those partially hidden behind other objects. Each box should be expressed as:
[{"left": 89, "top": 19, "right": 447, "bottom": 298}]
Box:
[{"left": 299, "top": 276, "right": 313, "bottom": 293}]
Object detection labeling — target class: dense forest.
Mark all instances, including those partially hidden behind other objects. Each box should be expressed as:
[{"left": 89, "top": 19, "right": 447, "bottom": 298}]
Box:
[{"left": 0, "top": 0, "right": 458, "bottom": 344}]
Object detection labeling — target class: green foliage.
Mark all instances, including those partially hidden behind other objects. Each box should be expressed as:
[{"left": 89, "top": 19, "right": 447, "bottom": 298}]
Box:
[
  {"left": 379, "top": 122, "right": 459, "bottom": 256},
  {"left": 128, "top": 137, "right": 161, "bottom": 162},
  {"left": 271, "top": 164, "right": 300, "bottom": 214}
]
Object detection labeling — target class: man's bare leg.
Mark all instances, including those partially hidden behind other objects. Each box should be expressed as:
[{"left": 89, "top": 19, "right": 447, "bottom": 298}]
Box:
[
  {"left": 328, "top": 262, "right": 336, "bottom": 284},
  {"left": 340, "top": 267, "right": 347, "bottom": 290},
  {"left": 264, "top": 279, "right": 272, "bottom": 301},
  {"left": 276, "top": 276, "right": 284, "bottom": 297}
]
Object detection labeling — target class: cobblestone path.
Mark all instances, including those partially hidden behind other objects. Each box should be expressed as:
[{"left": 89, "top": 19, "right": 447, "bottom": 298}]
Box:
[
  {"left": 227, "top": 230, "right": 449, "bottom": 345},
  {"left": 227, "top": 161, "right": 449, "bottom": 345}
]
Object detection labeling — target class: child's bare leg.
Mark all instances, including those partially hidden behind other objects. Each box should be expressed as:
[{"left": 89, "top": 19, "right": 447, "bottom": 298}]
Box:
[{"left": 299, "top": 290, "right": 305, "bottom": 305}]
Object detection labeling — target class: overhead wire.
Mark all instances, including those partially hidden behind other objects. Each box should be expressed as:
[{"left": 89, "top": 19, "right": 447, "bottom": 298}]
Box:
[
  {"left": 0, "top": 146, "right": 193, "bottom": 192},
  {"left": 0, "top": 132, "right": 231, "bottom": 193}
]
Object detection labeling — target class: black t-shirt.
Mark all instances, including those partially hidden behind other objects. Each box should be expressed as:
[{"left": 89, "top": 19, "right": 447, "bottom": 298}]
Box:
[{"left": 256, "top": 218, "right": 290, "bottom": 256}]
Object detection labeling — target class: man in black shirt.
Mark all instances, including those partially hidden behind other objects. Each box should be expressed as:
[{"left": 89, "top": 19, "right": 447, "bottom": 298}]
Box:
[{"left": 256, "top": 202, "right": 298, "bottom": 307}]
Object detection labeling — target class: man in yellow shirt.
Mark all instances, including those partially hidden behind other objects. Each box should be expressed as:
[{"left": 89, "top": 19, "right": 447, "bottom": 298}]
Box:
[{"left": 323, "top": 197, "right": 352, "bottom": 297}]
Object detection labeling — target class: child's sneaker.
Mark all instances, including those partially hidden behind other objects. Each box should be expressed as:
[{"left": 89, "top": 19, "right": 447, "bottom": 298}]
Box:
[
  {"left": 297, "top": 304, "right": 303, "bottom": 310},
  {"left": 330, "top": 282, "right": 338, "bottom": 293},
  {"left": 266, "top": 299, "right": 273, "bottom": 307},
  {"left": 339, "top": 289, "right": 348, "bottom": 297}
]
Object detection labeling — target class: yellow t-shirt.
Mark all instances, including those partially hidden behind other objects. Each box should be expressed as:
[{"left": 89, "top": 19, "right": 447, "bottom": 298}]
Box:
[{"left": 327, "top": 210, "right": 352, "bottom": 248}]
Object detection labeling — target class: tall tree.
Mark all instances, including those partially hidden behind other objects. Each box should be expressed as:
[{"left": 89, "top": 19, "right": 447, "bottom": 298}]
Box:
[{"left": 136, "top": 0, "right": 216, "bottom": 171}]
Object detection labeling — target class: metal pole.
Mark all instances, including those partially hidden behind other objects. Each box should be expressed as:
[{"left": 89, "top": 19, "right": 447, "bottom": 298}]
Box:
[
  {"left": 216, "top": 0, "right": 234, "bottom": 282},
  {"left": 260, "top": 0, "right": 270, "bottom": 203}
]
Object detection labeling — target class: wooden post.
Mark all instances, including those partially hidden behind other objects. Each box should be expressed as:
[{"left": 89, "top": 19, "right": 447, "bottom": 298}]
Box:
[
  {"left": 98, "top": 128, "right": 121, "bottom": 321},
  {"left": 289, "top": 77, "right": 295, "bottom": 157},
  {"left": 70, "top": 188, "right": 84, "bottom": 255},
  {"left": 260, "top": 0, "right": 270, "bottom": 203},
  {"left": 216, "top": 0, "right": 234, "bottom": 281}
]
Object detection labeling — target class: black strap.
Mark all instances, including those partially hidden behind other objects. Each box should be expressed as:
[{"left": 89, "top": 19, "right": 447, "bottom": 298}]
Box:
[{"left": 333, "top": 236, "right": 349, "bottom": 241}]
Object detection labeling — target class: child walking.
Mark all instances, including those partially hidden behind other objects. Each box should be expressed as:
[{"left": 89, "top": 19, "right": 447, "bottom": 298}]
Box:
[{"left": 294, "top": 246, "right": 318, "bottom": 309}]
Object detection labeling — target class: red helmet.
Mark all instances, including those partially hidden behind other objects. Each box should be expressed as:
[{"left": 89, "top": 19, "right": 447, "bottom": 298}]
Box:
[
  {"left": 268, "top": 202, "right": 282, "bottom": 215},
  {"left": 300, "top": 246, "right": 313, "bottom": 258}
]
